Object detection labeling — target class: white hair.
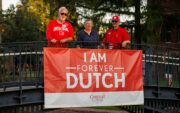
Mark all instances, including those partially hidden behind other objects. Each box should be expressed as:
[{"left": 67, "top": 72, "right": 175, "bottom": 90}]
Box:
[{"left": 58, "top": 7, "right": 68, "bottom": 16}]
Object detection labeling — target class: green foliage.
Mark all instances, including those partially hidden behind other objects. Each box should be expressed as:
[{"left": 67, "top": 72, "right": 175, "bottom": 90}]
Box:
[
  {"left": 0, "top": 0, "right": 165, "bottom": 44},
  {"left": 28, "top": 0, "right": 79, "bottom": 39},
  {"left": 28, "top": 0, "right": 51, "bottom": 32},
  {"left": 76, "top": 0, "right": 135, "bottom": 41},
  {"left": 141, "top": 3, "right": 164, "bottom": 44},
  {"left": 0, "top": 1, "right": 44, "bottom": 42}
]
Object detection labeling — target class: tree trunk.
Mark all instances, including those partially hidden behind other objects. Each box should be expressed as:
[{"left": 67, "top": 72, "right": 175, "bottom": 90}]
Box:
[
  {"left": 0, "top": 0, "right": 2, "bottom": 43},
  {"left": 135, "top": 0, "right": 141, "bottom": 44}
]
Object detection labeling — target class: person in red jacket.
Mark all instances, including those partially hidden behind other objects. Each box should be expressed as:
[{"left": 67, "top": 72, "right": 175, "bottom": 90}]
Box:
[
  {"left": 103, "top": 16, "right": 131, "bottom": 49},
  {"left": 46, "top": 7, "right": 74, "bottom": 47}
]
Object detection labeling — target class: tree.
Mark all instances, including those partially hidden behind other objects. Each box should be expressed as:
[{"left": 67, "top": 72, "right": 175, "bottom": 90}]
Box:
[
  {"left": 141, "top": 1, "right": 164, "bottom": 44},
  {"left": 28, "top": 0, "right": 138, "bottom": 41},
  {"left": 75, "top": 0, "right": 136, "bottom": 41},
  {"left": 1, "top": 0, "right": 145, "bottom": 43},
  {"left": 28, "top": 0, "right": 79, "bottom": 39},
  {"left": 0, "top": 0, "right": 2, "bottom": 43},
  {"left": 0, "top": 0, "right": 44, "bottom": 42}
]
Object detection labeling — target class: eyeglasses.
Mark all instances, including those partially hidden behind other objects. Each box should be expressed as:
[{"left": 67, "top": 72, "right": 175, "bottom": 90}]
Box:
[
  {"left": 112, "top": 21, "right": 118, "bottom": 23},
  {"left": 60, "top": 13, "right": 67, "bottom": 16}
]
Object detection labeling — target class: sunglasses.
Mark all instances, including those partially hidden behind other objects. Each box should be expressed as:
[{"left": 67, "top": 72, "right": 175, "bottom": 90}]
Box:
[
  {"left": 112, "top": 21, "right": 118, "bottom": 23},
  {"left": 60, "top": 13, "right": 67, "bottom": 16}
]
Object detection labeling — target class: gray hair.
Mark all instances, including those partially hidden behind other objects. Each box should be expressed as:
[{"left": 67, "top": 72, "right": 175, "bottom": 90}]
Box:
[
  {"left": 84, "top": 19, "right": 93, "bottom": 25},
  {"left": 58, "top": 7, "right": 68, "bottom": 16}
]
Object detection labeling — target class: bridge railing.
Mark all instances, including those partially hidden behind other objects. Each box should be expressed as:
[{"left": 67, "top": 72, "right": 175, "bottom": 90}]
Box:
[
  {"left": 131, "top": 44, "right": 180, "bottom": 88},
  {"left": 1, "top": 41, "right": 179, "bottom": 90},
  {"left": 0, "top": 41, "right": 180, "bottom": 112},
  {"left": 0, "top": 42, "right": 46, "bottom": 91}
]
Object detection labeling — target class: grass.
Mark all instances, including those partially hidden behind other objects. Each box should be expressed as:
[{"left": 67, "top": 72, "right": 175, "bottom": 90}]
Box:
[
  {"left": 88, "top": 106, "right": 123, "bottom": 111},
  {"left": 151, "top": 80, "right": 180, "bottom": 87},
  {"left": 0, "top": 70, "right": 43, "bottom": 82}
]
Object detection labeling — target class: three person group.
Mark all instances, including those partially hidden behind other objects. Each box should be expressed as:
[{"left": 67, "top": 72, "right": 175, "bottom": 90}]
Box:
[{"left": 46, "top": 7, "right": 131, "bottom": 49}]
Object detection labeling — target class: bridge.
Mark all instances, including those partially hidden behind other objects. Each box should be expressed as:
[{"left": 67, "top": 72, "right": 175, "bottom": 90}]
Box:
[{"left": 0, "top": 41, "right": 180, "bottom": 113}]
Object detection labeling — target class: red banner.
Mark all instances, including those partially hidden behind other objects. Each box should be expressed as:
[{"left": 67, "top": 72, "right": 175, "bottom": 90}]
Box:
[{"left": 44, "top": 48, "right": 144, "bottom": 108}]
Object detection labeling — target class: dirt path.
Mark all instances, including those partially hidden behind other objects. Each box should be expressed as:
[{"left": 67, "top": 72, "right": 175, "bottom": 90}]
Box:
[{"left": 46, "top": 108, "right": 129, "bottom": 113}]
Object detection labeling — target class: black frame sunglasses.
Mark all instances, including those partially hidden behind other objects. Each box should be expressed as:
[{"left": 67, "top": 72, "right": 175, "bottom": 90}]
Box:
[
  {"left": 112, "top": 20, "right": 118, "bottom": 23},
  {"left": 60, "top": 13, "right": 68, "bottom": 16}
]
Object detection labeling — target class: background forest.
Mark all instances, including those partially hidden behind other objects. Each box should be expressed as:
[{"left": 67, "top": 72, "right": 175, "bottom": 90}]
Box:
[{"left": 0, "top": 0, "right": 165, "bottom": 44}]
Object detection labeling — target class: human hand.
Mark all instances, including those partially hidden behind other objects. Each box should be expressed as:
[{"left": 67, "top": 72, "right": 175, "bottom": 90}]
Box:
[
  {"left": 122, "top": 41, "right": 131, "bottom": 48},
  {"left": 60, "top": 39, "right": 67, "bottom": 43},
  {"left": 97, "top": 45, "right": 100, "bottom": 49},
  {"left": 122, "top": 41, "right": 127, "bottom": 47},
  {"left": 101, "top": 43, "right": 105, "bottom": 49},
  {"left": 51, "top": 39, "right": 57, "bottom": 43},
  {"left": 76, "top": 45, "right": 81, "bottom": 49}
]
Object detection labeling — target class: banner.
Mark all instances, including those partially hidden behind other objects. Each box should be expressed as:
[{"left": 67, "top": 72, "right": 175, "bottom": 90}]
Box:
[{"left": 44, "top": 48, "right": 144, "bottom": 108}]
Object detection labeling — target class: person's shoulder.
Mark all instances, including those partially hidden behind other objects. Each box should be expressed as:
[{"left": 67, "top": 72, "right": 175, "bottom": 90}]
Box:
[
  {"left": 106, "top": 28, "right": 114, "bottom": 35},
  {"left": 64, "top": 21, "right": 73, "bottom": 26},
  {"left": 92, "top": 30, "right": 98, "bottom": 33},
  {"left": 107, "top": 28, "right": 113, "bottom": 32},
  {"left": 118, "top": 27, "right": 127, "bottom": 32},
  {"left": 47, "top": 20, "right": 57, "bottom": 25},
  {"left": 77, "top": 30, "right": 84, "bottom": 38},
  {"left": 78, "top": 30, "right": 84, "bottom": 33},
  {"left": 49, "top": 20, "right": 57, "bottom": 23}
]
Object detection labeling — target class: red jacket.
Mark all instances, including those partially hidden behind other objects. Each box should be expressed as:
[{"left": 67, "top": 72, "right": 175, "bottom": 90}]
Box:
[
  {"left": 46, "top": 20, "right": 74, "bottom": 47},
  {"left": 103, "top": 27, "right": 130, "bottom": 49}
]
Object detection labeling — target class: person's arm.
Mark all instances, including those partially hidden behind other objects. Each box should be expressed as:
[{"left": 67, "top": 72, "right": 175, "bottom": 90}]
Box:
[
  {"left": 46, "top": 21, "right": 57, "bottom": 43},
  {"left": 122, "top": 29, "right": 131, "bottom": 48},
  {"left": 122, "top": 40, "right": 131, "bottom": 47},
  {"left": 60, "top": 37, "right": 73, "bottom": 43},
  {"left": 76, "top": 31, "right": 83, "bottom": 48}
]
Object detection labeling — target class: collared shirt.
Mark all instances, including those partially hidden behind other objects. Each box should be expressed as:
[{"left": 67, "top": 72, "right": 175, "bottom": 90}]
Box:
[
  {"left": 76, "top": 30, "right": 99, "bottom": 49},
  {"left": 46, "top": 20, "right": 74, "bottom": 47},
  {"left": 103, "top": 26, "right": 130, "bottom": 49}
]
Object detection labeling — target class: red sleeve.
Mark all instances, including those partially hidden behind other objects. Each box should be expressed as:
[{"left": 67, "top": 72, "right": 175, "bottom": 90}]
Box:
[
  {"left": 123, "top": 29, "right": 130, "bottom": 41},
  {"left": 46, "top": 21, "right": 53, "bottom": 41},
  {"left": 68, "top": 23, "right": 75, "bottom": 40}
]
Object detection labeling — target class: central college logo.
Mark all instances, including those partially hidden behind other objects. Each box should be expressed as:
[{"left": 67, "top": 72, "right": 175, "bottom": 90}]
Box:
[
  {"left": 90, "top": 94, "right": 105, "bottom": 103},
  {"left": 62, "top": 24, "right": 69, "bottom": 32},
  {"left": 53, "top": 27, "right": 61, "bottom": 31},
  {"left": 53, "top": 25, "right": 69, "bottom": 32}
]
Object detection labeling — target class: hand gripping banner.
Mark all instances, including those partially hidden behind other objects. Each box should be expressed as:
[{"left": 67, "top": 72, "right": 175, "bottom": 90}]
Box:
[{"left": 44, "top": 48, "right": 144, "bottom": 108}]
